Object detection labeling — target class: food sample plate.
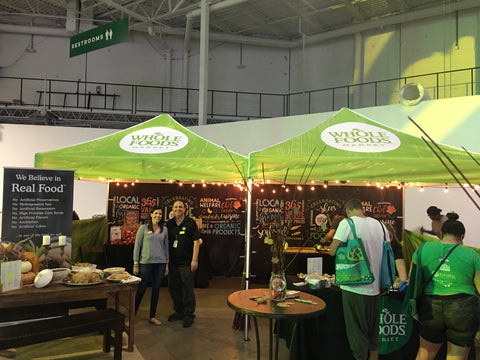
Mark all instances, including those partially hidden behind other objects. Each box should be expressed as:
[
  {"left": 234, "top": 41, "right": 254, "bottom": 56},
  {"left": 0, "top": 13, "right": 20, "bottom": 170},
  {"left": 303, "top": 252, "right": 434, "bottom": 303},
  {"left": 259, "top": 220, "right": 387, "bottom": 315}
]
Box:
[
  {"left": 107, "top": 273, "right": 130, "bottom": 282},
  {"left": 103, "top": 267, "right": 126, "bottom": 274},
  {"left": 64, "top": 280, "right": 103, "bottom": 286}
]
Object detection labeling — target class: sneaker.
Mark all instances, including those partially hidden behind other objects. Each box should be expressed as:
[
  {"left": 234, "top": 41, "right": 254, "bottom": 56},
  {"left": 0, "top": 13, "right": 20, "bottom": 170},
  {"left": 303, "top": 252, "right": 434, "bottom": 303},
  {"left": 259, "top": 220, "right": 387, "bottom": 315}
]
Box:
[
  {"left": 168, "top": 313, "right": 183, "bottom": 322},
  {"left": 149, "top": 318, "right": 162, "bottom": 326},
  {"left": 183, "top": 317, "right": 194, "bottom": 328}
]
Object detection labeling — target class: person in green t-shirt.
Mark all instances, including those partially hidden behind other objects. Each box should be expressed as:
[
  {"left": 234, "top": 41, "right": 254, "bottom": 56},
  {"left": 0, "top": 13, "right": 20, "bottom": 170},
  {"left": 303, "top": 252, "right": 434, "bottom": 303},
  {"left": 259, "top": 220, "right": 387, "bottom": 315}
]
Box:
[{"left": 413, "top": 212, "right": 480, "bottom": 360}]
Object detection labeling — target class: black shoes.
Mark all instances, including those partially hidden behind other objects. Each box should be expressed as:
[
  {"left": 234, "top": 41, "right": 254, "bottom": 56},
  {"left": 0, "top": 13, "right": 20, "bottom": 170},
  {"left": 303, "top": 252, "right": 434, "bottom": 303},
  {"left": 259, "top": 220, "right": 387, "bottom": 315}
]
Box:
[
  {"left": 168, "top": 312, "right": 194, "bottom": 327},
  {"left": 183, "top": 317, "right": 194, "bottom": 328},
  {"left": 168, "top": 313, "right": 183, "bottom": 322}
]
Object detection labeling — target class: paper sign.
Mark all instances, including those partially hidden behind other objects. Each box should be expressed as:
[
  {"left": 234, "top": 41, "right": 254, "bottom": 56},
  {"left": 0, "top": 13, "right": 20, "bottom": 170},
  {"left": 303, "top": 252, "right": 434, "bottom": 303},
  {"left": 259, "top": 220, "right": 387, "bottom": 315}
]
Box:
[
  {"left": 1, "top": 260, "right": 22, "bottom": 292},
  {"left": 307, "top": 257, "right": 322, "bottom": 275}
]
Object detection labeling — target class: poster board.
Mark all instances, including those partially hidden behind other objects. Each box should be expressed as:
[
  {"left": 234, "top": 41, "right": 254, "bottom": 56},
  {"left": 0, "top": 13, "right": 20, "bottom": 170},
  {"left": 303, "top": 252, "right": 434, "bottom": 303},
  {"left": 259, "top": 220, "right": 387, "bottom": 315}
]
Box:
[
  {"left": 1, "top": 167, "right": 74, "bottom": 269},
  {"left": 107, "top": 183, "right": 402, "bottom": 278},
  {"left": 107, "top": 183, "right": 246, "bottom": 277},
  {"left": 250, "top": 185, "right": 403, "bottom": 280}
]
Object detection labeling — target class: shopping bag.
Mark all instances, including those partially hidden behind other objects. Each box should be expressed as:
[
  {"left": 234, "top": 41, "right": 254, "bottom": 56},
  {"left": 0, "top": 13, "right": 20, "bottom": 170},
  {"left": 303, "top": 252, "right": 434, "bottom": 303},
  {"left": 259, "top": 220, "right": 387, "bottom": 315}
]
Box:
[
  {"left": 402, "top": 242, "right": 425, "bottom": 320},
  {"left": 379, "top": 222, "right": 396, "bottom": 291},
  {"left": 335, "top": 218, "right": 374, "bottom": 285}
]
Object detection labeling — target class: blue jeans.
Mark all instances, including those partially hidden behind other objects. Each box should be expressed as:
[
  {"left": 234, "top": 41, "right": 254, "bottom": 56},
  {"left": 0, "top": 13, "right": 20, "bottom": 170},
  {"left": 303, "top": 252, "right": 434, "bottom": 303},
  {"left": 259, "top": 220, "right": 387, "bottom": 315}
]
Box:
[{"left": 135, "top": 263, "right": 166, "bottom": 318}]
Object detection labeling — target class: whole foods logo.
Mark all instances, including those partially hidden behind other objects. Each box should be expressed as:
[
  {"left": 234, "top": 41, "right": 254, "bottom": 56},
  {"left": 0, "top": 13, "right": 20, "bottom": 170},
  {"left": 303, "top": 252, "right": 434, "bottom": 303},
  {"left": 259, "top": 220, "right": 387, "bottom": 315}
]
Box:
[
  {"left": 320, "top": 122, "right": 401, "bottom": 153},
  {"left": 119, "top": 127, "right": 188, "bottom": 154}
]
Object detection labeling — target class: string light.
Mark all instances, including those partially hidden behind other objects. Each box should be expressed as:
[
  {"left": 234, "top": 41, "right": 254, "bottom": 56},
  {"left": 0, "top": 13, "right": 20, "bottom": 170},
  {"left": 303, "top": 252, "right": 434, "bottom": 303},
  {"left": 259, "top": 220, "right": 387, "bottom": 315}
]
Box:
[
  {"left": 285, "top": 187, "right": 290, "bottom": 192},
  {"left": 297, "top": 185, "right": 303, "bottom": 191},
  {"left": 272, "top": 189, "right": 276, "bottom": 194},
  {"left": 443, "top": 184, "right": 448, "bottom": 193},
  {"left": 323, "top": 181, "right": 328, "bottom": 188},
  {"left": 191, "top": 183, "right": 195, "bottom": 188},
  {"left": 310, "top": 186, "right": 315, "bottom": 191},
  {"left": 419, "top": 186, "right": 424, "bottom": 192},
  {"left": 202, "top": 183, "right": 207, "bottom": 187}
]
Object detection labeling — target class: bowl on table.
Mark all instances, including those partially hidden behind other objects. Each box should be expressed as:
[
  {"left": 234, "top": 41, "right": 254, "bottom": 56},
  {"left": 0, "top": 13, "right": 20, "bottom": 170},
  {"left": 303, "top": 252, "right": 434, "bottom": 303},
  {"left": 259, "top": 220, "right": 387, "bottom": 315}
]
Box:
[{"left": 51, "top": 268, "right": 71, "bottom": 283}]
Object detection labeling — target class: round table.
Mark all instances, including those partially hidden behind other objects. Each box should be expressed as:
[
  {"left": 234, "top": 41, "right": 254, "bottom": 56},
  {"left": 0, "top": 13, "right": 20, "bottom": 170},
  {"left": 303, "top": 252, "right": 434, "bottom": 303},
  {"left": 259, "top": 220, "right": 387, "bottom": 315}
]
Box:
[{"left": 227, "top": 288, "right": 326, "bottom": 360}]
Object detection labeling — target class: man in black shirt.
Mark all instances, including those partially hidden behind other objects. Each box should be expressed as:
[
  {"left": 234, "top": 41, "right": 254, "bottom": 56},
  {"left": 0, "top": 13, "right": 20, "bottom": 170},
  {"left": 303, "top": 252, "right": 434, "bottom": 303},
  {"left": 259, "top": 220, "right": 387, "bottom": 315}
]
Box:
[{"left": 166, "top": 200, "right": 201, "bottom": 328}]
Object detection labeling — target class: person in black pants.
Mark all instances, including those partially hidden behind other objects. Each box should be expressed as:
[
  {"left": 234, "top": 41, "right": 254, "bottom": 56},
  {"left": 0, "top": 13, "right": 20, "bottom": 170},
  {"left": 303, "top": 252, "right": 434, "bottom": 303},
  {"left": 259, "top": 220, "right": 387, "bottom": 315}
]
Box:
[{"left": 166, "top": 200, "right": 201, "bottom": 328}]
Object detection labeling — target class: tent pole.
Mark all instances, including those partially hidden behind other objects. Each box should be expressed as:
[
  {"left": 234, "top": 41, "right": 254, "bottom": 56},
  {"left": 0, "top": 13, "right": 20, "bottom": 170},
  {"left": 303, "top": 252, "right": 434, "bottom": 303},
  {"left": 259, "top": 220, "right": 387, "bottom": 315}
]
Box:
[{"left": 244, "top": 178, "right": 252, "bottom": 340}]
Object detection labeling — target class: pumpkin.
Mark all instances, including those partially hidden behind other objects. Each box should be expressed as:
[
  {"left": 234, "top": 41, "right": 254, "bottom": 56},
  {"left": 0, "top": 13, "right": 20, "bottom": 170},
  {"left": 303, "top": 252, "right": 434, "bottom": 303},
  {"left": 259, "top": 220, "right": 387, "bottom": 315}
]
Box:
[
  {"left": 21, "top": 260, "right": 32, "bottom": 273},
  {"left": 19, "top": 252, "right": 40, "bottom": 273},
  {"left": 21, "top": 271, "right": 36, "bottom": 285}
]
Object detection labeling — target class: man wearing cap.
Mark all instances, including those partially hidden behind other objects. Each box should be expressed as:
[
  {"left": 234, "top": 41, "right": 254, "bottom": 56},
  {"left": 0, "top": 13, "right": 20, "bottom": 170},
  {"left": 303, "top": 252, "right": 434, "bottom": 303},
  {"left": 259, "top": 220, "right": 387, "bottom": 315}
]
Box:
[{"left": 420, "top": 205, "right": 447, "bottom": 238}]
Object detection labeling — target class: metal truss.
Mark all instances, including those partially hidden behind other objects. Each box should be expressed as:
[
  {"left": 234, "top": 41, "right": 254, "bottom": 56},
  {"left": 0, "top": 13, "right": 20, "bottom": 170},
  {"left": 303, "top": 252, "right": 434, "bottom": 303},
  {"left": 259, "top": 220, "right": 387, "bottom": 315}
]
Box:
[{"left": 0, "top": 107, "right": 201, "bottom": 128}]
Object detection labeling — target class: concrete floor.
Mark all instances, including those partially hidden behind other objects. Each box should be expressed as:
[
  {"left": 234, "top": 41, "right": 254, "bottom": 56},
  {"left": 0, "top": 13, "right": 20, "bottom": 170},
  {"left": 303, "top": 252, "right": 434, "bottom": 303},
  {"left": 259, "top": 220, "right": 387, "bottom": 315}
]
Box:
[{"left": 0, "top": 277, "right": 290, "bottom": 360}]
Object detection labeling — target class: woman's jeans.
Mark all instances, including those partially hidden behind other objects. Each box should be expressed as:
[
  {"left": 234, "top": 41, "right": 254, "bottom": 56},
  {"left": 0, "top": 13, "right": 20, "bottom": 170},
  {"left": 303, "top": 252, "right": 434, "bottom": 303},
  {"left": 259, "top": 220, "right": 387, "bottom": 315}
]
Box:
[{"left": 135, "top": 262, "right": 166, "bottom": 318}]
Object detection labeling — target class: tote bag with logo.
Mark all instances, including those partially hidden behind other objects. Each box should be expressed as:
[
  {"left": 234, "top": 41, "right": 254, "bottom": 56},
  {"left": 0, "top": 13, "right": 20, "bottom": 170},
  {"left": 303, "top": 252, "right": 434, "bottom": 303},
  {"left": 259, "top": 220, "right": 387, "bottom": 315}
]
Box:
[{"left": 335, "top": 218, "right": 374, "bottom": 285}]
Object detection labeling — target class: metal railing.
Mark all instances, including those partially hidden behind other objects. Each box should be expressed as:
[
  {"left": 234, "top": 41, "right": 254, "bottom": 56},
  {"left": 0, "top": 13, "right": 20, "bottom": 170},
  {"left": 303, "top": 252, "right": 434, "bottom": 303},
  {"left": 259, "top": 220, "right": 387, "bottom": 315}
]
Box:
[{"left": 0, "top": 66, "right": 478, "bottom": 127}]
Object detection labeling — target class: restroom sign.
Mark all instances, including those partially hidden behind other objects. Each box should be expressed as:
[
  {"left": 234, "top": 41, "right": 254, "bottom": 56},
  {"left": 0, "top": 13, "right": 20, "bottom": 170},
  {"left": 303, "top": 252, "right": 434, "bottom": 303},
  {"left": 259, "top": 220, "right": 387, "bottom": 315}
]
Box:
[{"left": 70, "top": 18, "right": 129, "bottom": 57}]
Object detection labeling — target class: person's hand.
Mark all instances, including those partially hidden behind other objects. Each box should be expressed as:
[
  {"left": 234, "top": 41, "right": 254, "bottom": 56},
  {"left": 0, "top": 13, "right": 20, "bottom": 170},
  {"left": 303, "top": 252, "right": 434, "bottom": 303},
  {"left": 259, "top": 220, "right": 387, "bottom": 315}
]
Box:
[
  {"left": 165, "top": 264, "right": 169, "bottom": 276},
  {"left": 191, "top": 260, "right": 198, "bottom": 272},
  {"left": 398, "top": 280, "right": 408, "bottom": 293},
  {"left": 420, "top": 226, "right": 425, "bottom": 234},
  {"left": 133, "top": 264, "right": 139, "bottom": 275}
]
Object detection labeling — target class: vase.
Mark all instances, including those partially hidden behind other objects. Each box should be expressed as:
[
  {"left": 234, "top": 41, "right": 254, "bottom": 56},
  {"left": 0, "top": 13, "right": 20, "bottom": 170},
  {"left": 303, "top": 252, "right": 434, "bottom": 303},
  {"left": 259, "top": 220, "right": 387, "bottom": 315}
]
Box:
[{"left": 269, "top": 272, "right": 287, "bottom": 302}]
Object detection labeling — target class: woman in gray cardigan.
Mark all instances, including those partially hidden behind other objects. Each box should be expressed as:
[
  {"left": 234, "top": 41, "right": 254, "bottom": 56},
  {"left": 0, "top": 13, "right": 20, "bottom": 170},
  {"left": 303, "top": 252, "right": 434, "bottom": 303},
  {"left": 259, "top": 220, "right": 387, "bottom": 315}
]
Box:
[{"left": 133, "top": 205, "right": 169, "bottom": 325}]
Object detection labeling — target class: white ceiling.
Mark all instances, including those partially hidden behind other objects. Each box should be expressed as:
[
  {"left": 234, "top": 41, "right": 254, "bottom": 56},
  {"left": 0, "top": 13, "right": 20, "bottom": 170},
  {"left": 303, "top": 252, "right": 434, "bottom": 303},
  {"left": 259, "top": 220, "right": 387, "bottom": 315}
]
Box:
[{"left": 1, "top": 0, "right": 479, "bottom": 47}]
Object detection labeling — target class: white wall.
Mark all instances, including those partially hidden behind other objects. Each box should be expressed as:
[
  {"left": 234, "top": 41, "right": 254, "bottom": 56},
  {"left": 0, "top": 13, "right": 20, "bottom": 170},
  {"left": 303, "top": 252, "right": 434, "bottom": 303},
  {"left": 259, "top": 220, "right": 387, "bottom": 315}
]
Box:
[
  {"left": 0, "top": 124, "right": 115, "bottom": 222},
  {"left": 404, "top": 186, "right": 480, "bottom": 247}
]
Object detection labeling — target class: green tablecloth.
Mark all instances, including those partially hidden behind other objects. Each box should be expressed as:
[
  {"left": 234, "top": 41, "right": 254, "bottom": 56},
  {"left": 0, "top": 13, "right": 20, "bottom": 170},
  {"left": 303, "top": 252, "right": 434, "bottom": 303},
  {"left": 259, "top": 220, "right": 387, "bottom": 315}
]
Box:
[{"left": 71, "top": 216, "right": 108, "bottom": 264}]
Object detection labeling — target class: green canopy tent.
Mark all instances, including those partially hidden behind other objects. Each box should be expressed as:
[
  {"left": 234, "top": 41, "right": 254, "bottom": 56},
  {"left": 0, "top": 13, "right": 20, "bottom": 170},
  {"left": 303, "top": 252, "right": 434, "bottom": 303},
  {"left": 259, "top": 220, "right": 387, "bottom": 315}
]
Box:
[
  {"left": 35, "top": 113, "right": 247, "bottom": 182},
  {"left": 34, "top": 114, "right": 248, "bottom": 267},
  {"left": 243, "top": 107, "right": 480, "bottom": 295},
  {"left": 248, "top": 107, "right": 480, "bottom": 186}
]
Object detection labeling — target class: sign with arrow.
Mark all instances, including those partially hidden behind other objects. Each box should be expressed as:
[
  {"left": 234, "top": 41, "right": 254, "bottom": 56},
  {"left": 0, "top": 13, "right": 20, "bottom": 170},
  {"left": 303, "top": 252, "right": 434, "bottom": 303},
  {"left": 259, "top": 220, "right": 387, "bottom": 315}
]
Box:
[{"left": 69, "top": 18, "right": 129, "bottom": 58}]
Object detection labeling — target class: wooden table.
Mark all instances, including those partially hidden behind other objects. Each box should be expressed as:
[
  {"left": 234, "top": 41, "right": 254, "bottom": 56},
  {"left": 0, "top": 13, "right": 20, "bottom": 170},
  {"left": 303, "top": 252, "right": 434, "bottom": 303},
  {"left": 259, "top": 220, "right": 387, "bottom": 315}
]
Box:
[
  {"left": 0, "top": 280, "right": 138, "bottom": 352},
  {"left": 227, "top": 288, "right": 326, "bottom": 360}
]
